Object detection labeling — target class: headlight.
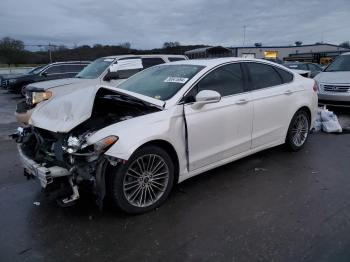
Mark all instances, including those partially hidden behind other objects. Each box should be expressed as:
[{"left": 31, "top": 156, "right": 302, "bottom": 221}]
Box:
[
  {"left": 8, "top": 79, "right": 17, "bottom": 84},
  {"left": 94, "top": 136, "right": 118, "bottom": 153},
  {"left": 32, "top": 91, "right": 52, "bottom": 105}
]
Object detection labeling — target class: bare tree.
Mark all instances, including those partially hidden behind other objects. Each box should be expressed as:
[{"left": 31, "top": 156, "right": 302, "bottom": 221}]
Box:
[
  {"left": 0, "top": 37, "right": 25, "bottom": 65},
  {"left": 339, "top": 41, "right": 350, "bottom": 49}
]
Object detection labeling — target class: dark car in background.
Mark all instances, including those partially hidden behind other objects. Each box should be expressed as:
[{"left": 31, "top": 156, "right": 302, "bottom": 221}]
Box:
[
  {"left": 2, "top": 61, "right": 90, "bottom": 95},
  {"left": 284, "top": 62, "right": 323, "bottom": 78}
]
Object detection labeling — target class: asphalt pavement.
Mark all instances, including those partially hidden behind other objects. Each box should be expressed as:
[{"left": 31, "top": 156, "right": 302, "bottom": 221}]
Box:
[{"left": 0, "top": 90, "right": 350, "bottom": 262}]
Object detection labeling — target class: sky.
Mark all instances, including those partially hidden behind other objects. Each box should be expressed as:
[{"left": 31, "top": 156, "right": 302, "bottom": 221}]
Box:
[{"left": 0, "top": 0, "right": 349, "bottom": 49}]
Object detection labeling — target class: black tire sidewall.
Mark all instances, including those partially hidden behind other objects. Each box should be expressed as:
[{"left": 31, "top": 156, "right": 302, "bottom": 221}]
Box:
[
  {"left": 286, "top": 110, "right": 310, "bottom": 151},
  {"left": 109, "top": 145, "right": 175, "bottom": 214}
]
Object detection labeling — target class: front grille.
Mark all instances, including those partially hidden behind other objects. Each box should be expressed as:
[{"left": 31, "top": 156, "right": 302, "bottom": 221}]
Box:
[
  {"left": 1, "top": 79, "right": 9, "bottom": 88},
  {"left": 323, "top": 84, "right": 350, "bottom": 93}
]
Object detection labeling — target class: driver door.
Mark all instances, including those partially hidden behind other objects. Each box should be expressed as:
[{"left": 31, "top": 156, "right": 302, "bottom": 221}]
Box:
[{"left": 184, "top": 63, "right": 253, "bottom": 171}]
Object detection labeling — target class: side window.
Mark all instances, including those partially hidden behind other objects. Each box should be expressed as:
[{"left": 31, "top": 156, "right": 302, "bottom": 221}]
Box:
[
  {"left": 44, "top": 65, "right": 64, "bottom": 74},
  {"left": 71, "top": 64, "right": 87, "bottom": 72},
  {"left": 246, "top": 63, "right": 282, "bottom": 90},
  {"left": 142, "top": 58, "right": 165, "bottom": 69},
  {"left": 197, "top": 63, "right": 244, "bottom": 96},
  {"left": 118, "top": 68, "right": 142, "bottom": 79},
  {"left": 275, "top": 67, "right": 293, "bottom": 83},
  {"left": 168, "top": 57, "right": 186, "bottom": 62},
  {"left": 60, "top": 64, "right": 84, "bottom": 73}
]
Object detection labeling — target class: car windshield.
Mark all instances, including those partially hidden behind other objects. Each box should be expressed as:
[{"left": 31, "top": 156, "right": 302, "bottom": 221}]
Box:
[
  {"left": 28, "top": 66, "right": 44, "bottom": 74},
  {"left": 325, "top": 55, "right": 350, "bottom": 72},
  {"left": 285, "top": 63, "right": 308, "bottom": 70},
  {"left": 75, "top": 57, "right": 114, "bottom": 79},
  {"left": 117, "top": 64, "right": 204, "bottom": 100}
]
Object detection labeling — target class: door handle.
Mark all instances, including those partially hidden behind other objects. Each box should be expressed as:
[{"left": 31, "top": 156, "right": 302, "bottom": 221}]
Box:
[
  {"left": 236, "top": 99, "right": 248, "bottom": 105},
  {"left": 284, "top": 90, "right": 293, "bottom": 95}
]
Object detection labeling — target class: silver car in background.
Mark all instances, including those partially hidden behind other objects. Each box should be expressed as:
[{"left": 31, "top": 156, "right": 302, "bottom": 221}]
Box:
[{"left": 315, "top": 52, "right": 350, "bottom": 107}]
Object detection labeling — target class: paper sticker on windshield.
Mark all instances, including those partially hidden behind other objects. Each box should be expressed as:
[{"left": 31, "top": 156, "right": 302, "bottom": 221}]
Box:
[
  {"left": 164, "top": 77, "right": 189, "bottom": 84},
  {"left": 104, "top": 58, "right": 114, "bottom": 62}
]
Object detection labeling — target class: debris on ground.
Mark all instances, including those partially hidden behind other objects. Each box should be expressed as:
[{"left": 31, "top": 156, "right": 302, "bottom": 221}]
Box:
[
  {"left": 314, "top": 107, "right": 342, "bottom": 133},
  {"left": 33, "top": 201, "right": 40, "bottom": 206},
  {"left": 254, "top": 167, "right": 268, "bottom": 172}
]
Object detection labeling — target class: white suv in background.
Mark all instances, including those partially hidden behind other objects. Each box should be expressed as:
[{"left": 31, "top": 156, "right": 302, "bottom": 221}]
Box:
[
  {"left": 315, "top": 52, "right": 350, "bottom": 107},
  {"left": 16, "top": 54, "right": 187, "bottom": 123}
]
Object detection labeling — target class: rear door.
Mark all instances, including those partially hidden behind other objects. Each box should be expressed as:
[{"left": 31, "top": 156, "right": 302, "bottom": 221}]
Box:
[
  {"left": 184, "top": 63, "right": 253, "bottom": 171},
  {"left": 244, "top": 62, "right": 296, "bottom": 148}
]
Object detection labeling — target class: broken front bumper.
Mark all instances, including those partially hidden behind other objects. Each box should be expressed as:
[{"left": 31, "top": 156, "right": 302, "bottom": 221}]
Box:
[
  {"left": 17, "top": 144, "right": 70, "bottom": 188},
  {"left": 15, "top": 100, "right": 34, "bottom": 124}
]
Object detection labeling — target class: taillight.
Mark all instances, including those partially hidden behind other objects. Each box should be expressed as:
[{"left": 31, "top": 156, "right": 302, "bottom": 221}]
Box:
[{"left": 313, "top": 81, "right": 319, "bottom": 92}]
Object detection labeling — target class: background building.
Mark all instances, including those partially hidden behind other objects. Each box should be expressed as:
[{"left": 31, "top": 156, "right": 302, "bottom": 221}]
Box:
[
  {"left": 231, "top": 43, "right": 350, "bottom": 64},
  {"left": 185, "top": 46, "right": 233, "bottom": 59}
]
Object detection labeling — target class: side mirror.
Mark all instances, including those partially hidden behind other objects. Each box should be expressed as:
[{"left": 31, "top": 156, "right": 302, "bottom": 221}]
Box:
[
  {"left": 191, "top": 90, "right": 221, "bottom": 109},
  {"left": 41, "top": 71, "right": 48, "bottom": 77}
]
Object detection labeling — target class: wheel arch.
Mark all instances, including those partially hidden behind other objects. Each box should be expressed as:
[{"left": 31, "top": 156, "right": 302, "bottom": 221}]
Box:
[
  {"left": 136, "top": 139, "right": 180, "bottom": 184},
  {"left": 296, "top": 106, "right": 312, "bottom": 125},
  {"left": 285, "top": 105, "right": 312, "bottom": 142}
]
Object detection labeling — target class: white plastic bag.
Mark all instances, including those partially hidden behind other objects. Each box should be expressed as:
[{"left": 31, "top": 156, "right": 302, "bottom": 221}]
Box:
[
  {"left": 322, "top": 116, "right": 342, "bottom": 133},
  {"left": 314, "top": 106, "right": 343, "bottom": 133},
  {"left": 320, "top": 109, "right": 335, "bottom": 122},
  {"left": 314, "top": 120, "right": 322, "bottom": 132}
]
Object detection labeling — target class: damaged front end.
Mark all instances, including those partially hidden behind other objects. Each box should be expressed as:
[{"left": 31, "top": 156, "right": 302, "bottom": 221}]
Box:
[{"left": 12, "top": 88, "right": 162, "bottom": 208}]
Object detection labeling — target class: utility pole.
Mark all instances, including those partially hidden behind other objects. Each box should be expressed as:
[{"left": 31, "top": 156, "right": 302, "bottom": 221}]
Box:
[
  {"left": 243, "top": 25, "right": 246, "bottom": 47},
  {"left": 48, "top": 42, "right": 52, "bottom": 63}
]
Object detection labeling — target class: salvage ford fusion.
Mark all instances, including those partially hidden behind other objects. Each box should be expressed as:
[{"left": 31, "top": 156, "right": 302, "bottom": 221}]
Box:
[{"left": 13, "top": 58, "right": 318, "bottom": 214}]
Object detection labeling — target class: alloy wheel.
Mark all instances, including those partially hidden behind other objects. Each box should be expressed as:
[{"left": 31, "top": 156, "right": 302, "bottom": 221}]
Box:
[
  {"left": 123, "top": 154, "right": 170, "bottom": 207},
  {"left": 291, "top": 114, "right": 309, "bottom": 147}
]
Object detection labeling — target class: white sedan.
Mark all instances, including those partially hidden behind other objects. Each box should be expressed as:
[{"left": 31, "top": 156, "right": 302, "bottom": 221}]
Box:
[{"left": 14, "top": 58, "right": 318, "bottom": 214}]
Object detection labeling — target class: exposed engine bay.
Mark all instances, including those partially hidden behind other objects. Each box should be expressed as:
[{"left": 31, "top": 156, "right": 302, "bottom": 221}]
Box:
[{"left": 12, "top": 88, "right": 161, "bottom": 208}]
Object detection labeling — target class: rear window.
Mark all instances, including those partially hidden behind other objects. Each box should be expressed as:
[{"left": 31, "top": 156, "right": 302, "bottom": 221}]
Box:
[
  {"left": 246, "top": 63, "right": 283, "bottom": 90},
  {"left": 142, "top": 58, "right": 165, "bottom": 69},
  {"left": 168, "top": 57, "right": 186, "bottom": 62},
  {"left": 275, "top": 67, "right": 293, "bottom": 83}
]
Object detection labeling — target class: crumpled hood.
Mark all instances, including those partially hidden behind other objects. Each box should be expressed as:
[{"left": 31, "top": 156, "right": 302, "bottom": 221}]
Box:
[
  {"left": 29, "top": 85, "right": 165, "bottom": 133},
  {"left": 26, "top": 78, "right": 89, "bottom": 91},
  {"left": 314, "top": 71, "right": 350, "bottom": 84}
]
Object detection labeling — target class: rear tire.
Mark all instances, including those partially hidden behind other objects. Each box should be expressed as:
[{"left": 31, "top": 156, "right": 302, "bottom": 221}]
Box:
[
  {"left": 286, "top": 110, "right": 310, "bottom": 151},
  {"left": 107, "top": 145, "right": 174, "bottom": 214}
]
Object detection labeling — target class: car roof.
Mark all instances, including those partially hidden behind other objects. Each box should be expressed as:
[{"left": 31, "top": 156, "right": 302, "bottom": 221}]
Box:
[
  {"left": 49, "top": 61, "right": 91, "bottom": 65},
  {"left": 164, "top": 57, "right": 282, "bottom": 68},
  {"left": 102, "top": 54, "right": 187, "bottom": 60}
]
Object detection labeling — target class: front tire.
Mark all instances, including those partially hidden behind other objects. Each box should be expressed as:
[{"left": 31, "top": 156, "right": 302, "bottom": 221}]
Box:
[
  {"left": 21, "top": 85, "right": 27, "bottom": 97},
  {"left": 107, "top": 145, "right": 174, "bottom": 214},
  {"left": 286, "top": 110, "right": 310, "bottom": 151}
]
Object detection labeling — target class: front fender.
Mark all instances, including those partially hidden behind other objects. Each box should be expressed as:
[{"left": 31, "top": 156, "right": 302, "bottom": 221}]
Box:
[{"left": 87, "top": 106, "right": 185, "bottom": 161}]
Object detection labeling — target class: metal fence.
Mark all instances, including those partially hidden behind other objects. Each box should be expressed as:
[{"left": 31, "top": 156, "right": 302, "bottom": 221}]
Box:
[{"left": 0, "top": 67, "right": 34, "bottom": 75}]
